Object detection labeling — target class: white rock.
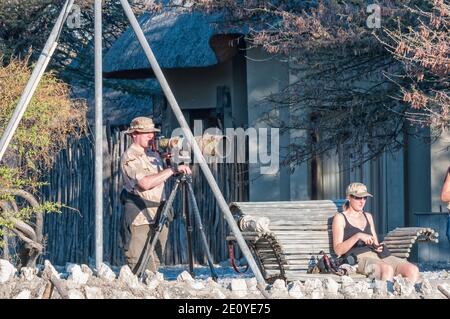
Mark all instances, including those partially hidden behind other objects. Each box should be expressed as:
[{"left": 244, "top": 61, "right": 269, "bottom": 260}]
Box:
[
  {"left": 207, "top": 277, "right": 220, "bottom": 289},
  {"left": 81, "top": 264, "right": 93, "bottom": 277},
  {"left": 303, "top": 279, "right": 322, "bottom": 293},
  {"left": 68, "top": 264, "right": 89, "bottom": 285},
  {"left": 341, "top": 275, "right": 355, "bottom": 285},
  {"left": 68, "top": 289, "right": 85, "bottom": 299},
  {"left": 288, "top": 281, "right": 304, "bottom": 299},
  {"left": 212, "top": 288, "right": 227, "bottom": 299},
  {"left": 0, "top": 259, "right": 16, "bottom": 284},
  {"left": 354, "top": 281, "right": 372, "bottom": 298},
  {"left": 43, "top": 260, "right": 60, "bottom": 279},
  {"left": 97, "top": 263, "right": 116, "bottom": 282},
  {"left": 230, "top": 278, "right": 248, "bottom": 297},
  {"left": 144, "top": 269, "right": 155, "bottom": 281},
  {"left": 394, "top": 276, "right": 414, "bottom": 297},
  {"left": 85, "top": 286, "right": 104, "bottom": 299},
  {"left": 146, "top": 278, "right": 160, "bottom": 290},
  {"left": 66, "top": 279, "right": 82, "bottom": 290},
  {"left": 65, "top": 263, "right": 77, "bottom": 273},
  {"left": 177, "top": 270, "right": 194, "bottom": 282},
  {"left": 155, "top": 271, "right": 165, "bottom": 282},
  {"left": 272, "top": 279, "right": 287, "bottom": 291},
  {"left": 20, "top": 267, "right": 36, "bottom": 281},
  {"left": 36, "top": 284, "right": 48, "bottom": 299},
  {"left": 269, "top": 279, "right": 289, "bottom": 299},
  {"left": 420, "top": 279, "right": 433, "bottom": 295},
  {"left": 270, "top": 290, "right": 290, "bottom": 299},
  {"left": 323, "top": 278, "right": 339, "bottom": 295},
  {"left": 311, "top": 290, "right": 324, "bottom": 299},
  {"left": 245, "top": 278, "right": 258, "bottom": 291},
  {"left": 303, "top": 279, "right": 324, "bottom": 299},
  {"left": 111, "top": 290, "right": 136, "bottom": 299},
  {"left": 118, "top": 266, "right": 141, "bottom": 289},
  {"left": 14, "top": 290, "right": 31, "bottom": 299},
  {"left": 373, "top": 279, "right": 387, "bottom": 296},
  {"left": 190, "top": 281, "right": 206, "bottom": 290},
  {"left": 340, "top": 276, "right": 357, "bottom": 298}
]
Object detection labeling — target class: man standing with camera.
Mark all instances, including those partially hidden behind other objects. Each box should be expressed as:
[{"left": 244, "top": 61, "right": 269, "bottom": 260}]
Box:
[{"left": 119, "top": 116, "right": 191, "bottom": 273}]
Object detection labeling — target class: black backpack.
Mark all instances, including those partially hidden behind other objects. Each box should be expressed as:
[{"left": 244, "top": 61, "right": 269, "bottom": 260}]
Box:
[{"left": 308, "top": 251, "right": 357, "bottom": 275}]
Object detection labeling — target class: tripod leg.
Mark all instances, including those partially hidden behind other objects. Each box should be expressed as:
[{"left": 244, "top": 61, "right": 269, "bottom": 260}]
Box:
[
  {"left": 186, "top": 180, "right": 219, "bottom": 281},
  {"left": 136, "top": 179, "right": 181, "bottom": 279},
  {"left": 182, "top": 183, "right": 195, "bottom": 277}
]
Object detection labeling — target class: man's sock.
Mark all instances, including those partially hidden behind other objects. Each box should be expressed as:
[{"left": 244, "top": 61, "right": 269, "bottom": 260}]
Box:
[
  {"left": 386, "top": 280, "right": 395, "bottom": 293},
  {"left": 414, "top": 282, "right": 423, "bottom": 293}
]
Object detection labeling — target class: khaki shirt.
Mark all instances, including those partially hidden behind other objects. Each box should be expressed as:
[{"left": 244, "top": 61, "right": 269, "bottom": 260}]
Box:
[{"left": 120, "top": 144, "right": 166, "bottom": 226}]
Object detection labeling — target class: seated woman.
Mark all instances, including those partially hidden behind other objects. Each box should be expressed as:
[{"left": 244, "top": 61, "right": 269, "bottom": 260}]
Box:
[{"left": 332, "top": 182, "right": 419, "bottom": 284}]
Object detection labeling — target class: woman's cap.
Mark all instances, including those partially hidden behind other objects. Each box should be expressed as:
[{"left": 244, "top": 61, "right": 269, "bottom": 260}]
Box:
[{"left": 346, "top": 182, "right": 373, "bottom": 197}]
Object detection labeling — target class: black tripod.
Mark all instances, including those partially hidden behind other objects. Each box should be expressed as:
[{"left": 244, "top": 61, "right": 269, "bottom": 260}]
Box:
[{"left": 135, "top": 173, "right": 218, "bottom": 281}]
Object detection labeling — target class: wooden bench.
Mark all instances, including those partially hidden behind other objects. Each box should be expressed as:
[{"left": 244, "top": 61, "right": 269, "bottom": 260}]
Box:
[{"left": 227, "top": 200, "right": 439, "bottom": 283}]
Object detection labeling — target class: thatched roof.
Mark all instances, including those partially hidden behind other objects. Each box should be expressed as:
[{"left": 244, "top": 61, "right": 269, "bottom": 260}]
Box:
[
  {"left": 103, "top": 7, "right": 235, "bottom": 75},
  {"left": 100, "top": 87, "right": 154, "bottom": 127},
  {"left": 72, "top": 79, "right": 160, "bottom": 127}
]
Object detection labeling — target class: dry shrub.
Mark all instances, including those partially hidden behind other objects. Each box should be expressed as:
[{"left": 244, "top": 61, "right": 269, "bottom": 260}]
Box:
[{"left": 0, "top": 56, "right": 87, "bottom": 186}]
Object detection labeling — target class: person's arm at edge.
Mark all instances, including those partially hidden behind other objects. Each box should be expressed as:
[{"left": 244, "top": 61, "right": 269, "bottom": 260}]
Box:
[{"left": 441, "top": 168, "right": 450, "bottom": 202}]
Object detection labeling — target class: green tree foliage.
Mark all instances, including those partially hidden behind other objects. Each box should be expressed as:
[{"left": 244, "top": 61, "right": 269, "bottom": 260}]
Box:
[
  {"left": 0, "top": 56, "right": 87, "bottom": 257},
  {"left": 0, "top": 0, "right": 153, "bottom": 84},
  {"left": 0, "top": 0, "right": 56, "bottom": 62}
]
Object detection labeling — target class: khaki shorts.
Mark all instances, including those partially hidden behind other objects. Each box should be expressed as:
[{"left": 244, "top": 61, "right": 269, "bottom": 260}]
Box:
[
  {"left": 124, "top": 223, "right": 168, "bottom": 273},
  {"left": 356, "top": 251, "right": 407, "bottom": 275}
]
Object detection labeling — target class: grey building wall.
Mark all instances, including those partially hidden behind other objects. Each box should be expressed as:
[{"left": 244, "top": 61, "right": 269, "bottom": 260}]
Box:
[
  {"left": 160, "top": 58, "right": 248, "bottom": 135},
  {"left": 162, "top": 61, "right": 232, "bottom": 117},
  {"left": 405, "top": 128, "right": 432, "bottom": 225},
  {"left": 246, "top": 47, "right": 290, "bottom": 201}
]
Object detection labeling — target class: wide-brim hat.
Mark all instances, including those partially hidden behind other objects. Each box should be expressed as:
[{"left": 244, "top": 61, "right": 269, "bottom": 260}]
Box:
[
  {"left": 346, "top": 182, "right": 373, "bottom": 197},
  {"left": 125, "top": 116, "right": 161, "bottom": 134}
]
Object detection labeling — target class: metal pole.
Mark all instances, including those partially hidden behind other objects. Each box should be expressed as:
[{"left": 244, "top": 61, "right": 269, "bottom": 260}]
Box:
[
  {"left": 183, "top": 182, "right": 195, "bottom": 276},
  {"left": 0, "top": 0, "right": 74, "bottom": 162},
  {"left": 94, "top": 0, "right": 103, "bottom": 270},
  {"left": 118, "top": 0, "right": 268, "bottom": 294},
  {"left": 186, "top": 177, "right": 218, "bottom": 281}
]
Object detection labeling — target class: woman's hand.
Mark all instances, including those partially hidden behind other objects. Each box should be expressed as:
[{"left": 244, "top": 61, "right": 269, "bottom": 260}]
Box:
[
  {"left": 372, "top": 243, "right": 384, "bottom": 253},
  {"left": 358, "top": 233, "right": 374, "bottom": 245}
]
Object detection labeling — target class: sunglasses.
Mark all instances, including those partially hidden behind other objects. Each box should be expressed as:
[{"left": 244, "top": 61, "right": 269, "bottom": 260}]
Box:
[{"left": 350, "top": 195, "right": 368, "bottom": 200}]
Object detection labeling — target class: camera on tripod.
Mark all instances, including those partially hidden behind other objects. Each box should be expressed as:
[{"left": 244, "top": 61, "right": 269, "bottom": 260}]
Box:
[
  {"left": 155, "top": 135, "right": 191, "bottom": 167},
  {"left": 154, "top": 134, "right": 224, "bottom": 168}
]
